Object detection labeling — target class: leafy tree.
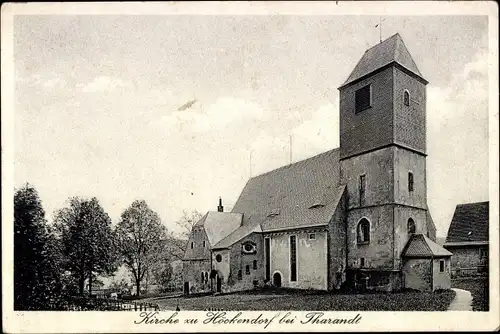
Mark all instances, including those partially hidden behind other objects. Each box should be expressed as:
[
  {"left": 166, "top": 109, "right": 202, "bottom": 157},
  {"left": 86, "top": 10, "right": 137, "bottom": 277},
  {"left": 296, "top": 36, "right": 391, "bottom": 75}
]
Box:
[
  {"left": 175, "top": 209, "right": 203, "bottom": 240},
  {"left": 14, "top": 183, "right": 63, "bottom": 310},
  {"left": 54, "top": 197, "right": 118, "bottom": 296},
  {"left": 115, "top": 200, "right": 168, "bottom": 296}
]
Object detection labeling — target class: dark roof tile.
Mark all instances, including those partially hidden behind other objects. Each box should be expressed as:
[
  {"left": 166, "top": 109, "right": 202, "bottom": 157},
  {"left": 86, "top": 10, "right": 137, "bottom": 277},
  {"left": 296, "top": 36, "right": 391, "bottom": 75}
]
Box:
[{"left": 445, "top": 202, "right": 489, "bottom": 243}]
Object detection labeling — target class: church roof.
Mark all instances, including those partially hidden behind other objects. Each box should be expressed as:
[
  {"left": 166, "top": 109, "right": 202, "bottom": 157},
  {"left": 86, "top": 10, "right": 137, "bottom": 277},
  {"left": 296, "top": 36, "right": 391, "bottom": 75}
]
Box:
[
  {"left": 183, "top": 211, "right": 243, "bottom": 259},
  {"left": 340, "top": 33, "right": 425, "bottom": 88},
  {"left": 403, "top": 234, "right": 452, "bottom": 258},
  {"left": 211, "top": 149, "right": 345, "bottom": 249},
  {"left": 199, "top": 211, "right": 243, "bottom": 246},
  {"left": 445, "top": 202, "right": 489, "bottom": 244}
]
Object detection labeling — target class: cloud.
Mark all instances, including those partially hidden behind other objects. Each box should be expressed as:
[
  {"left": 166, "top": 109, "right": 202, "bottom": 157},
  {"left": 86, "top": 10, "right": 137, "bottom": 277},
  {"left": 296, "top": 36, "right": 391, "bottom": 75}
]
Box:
[
  {"left": 79, "top": 76, "right": 133, "bottom": 93},
  {"left": 248, "top": 102, "right": 340, "bottom": 175},
  {"left": 162, "top": 97, "right": 266, "bottom": 134},
  {"left": 43, "top": 77, "right": 67, "bottom": 89},
  {"left": 427, "top": 48, "right": 489, "bottom": 235},
  {"left": 292, "top": 102, "right": 339, "bottom": 157}
]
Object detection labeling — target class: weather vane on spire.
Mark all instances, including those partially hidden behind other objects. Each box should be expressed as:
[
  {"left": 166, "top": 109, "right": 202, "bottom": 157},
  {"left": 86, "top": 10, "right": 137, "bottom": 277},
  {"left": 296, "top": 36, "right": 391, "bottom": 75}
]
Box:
[{"left": 375, "top": 17, "right": 385, "bottom": 43}]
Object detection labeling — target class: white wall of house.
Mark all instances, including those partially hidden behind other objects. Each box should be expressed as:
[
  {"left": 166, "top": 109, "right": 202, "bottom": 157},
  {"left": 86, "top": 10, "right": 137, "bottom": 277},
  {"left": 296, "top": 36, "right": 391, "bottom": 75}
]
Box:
[{"left": 268, "top": 230, "right": 328, "bottom": 290}]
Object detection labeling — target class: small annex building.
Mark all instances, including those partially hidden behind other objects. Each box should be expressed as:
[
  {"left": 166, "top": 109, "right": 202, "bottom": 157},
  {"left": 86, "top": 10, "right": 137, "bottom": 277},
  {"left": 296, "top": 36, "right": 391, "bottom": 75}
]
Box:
[{"left": 444, "top": 201, "right": 489, "bottom": 277}]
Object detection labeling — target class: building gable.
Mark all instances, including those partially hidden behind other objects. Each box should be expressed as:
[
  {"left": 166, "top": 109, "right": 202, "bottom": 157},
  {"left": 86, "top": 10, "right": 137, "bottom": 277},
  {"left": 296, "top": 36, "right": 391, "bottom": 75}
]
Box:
[{"left": 445, "top": 202, "right": 489, "bottom": 244}]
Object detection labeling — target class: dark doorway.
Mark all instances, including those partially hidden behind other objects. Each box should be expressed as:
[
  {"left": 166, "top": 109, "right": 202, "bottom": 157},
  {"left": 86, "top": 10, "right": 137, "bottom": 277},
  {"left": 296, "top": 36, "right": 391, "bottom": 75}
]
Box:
[
  {"left": 183, "top": 282, "right": 190, "bottom": 295},
  {"left": 273, "top": 272, "right": 282, "bottom": 287},
  {"left": 216, "top": 275, "right": 222, "bottom": 293}
]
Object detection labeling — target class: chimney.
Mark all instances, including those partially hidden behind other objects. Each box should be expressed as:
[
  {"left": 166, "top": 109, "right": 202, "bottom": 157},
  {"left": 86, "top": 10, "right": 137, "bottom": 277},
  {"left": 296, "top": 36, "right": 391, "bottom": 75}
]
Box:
[{"left": 217, "top": 197, "right": 224, "bottom": 212}]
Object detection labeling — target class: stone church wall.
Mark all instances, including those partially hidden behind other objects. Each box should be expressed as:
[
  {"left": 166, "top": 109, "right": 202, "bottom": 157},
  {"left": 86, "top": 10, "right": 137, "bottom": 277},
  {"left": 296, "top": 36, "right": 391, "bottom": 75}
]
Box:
[
  {"left": 328, "top": 189, "right": 348, "bottom": 290},
  {"left": 393, "top": 206, "right": 428, "bottom": 268},
  {"left": 182, "top": 259, "right": 211, "bottom": 294},
  {"left": 340, "top": 67, "right": 395, "bottom": 159},
  {"left": 392, "top": 67, "right": 427, "bottom": 153},
  {"left": 393, "top": 146, "right": 427, "bottom": 209},
  {"left": 340, "top": 147, "right": 395, "bottom": 209},
  {"left": 226, "top": 233, "right": 264, "bottom": 292},
  {"left": 346, "top": 205, "right": 395, "bottom": 269}
]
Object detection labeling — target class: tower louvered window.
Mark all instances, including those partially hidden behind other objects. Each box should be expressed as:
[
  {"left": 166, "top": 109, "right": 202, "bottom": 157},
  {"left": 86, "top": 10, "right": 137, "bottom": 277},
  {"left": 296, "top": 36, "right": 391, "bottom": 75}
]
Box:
[{"left": 355, "top": 84, "right": 372, "bottom": 113}]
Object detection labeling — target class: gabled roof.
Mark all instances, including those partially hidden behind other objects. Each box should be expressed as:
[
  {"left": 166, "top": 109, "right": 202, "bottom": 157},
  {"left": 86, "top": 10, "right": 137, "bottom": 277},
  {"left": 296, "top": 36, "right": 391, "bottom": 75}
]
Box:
[
  {"left": 403, "top": 234, "right": 452, "bottom": 258},
  {"left": 340, "top": 33, "right": 425, "bottom": 88},
  {"left": 183, "top": 211, "right": 242, "bottom": 260},
  {"left": 201, "top": 211, "right": 243, "bottom": 246},
  {"left": 445, "top": 201, "right": 489, "bottom": 244}
]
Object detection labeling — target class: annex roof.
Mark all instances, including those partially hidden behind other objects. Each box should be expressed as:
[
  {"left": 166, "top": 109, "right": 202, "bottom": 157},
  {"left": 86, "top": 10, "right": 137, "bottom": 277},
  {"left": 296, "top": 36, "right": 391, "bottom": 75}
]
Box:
[
  {"left": 403, "top": 234, "right": 452, "bottom": 258},
  {"left": 445, "top": 202, "right": 489, "bottom": 244},
  {"left": 340, "top": 33, "right": 425, "bottom": 88}
]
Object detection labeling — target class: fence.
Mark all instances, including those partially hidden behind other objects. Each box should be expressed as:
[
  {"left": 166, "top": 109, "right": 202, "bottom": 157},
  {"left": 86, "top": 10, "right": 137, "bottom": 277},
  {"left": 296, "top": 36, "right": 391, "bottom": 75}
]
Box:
[
  {"left": 451, "top": 266, "right": 488, "bottom": 278},
  {"left": 65, "top": 296, "right": 160, "bottom": 311}
]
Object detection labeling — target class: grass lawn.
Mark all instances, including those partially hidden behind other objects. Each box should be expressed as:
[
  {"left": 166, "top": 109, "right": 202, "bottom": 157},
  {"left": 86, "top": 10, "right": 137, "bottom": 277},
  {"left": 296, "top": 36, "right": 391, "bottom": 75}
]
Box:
[
  {"left": 452, "top": 277, "right": 489, "bottom": 311},
  {"left": 155, "top": 288, "right": 456, "bottom": 311}
]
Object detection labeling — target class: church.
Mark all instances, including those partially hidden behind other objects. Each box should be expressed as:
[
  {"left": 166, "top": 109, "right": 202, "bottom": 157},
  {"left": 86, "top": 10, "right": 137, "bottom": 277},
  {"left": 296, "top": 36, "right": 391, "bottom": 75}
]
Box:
[{"left": 182, "top": 33, "right": 452, "bottom": 294}]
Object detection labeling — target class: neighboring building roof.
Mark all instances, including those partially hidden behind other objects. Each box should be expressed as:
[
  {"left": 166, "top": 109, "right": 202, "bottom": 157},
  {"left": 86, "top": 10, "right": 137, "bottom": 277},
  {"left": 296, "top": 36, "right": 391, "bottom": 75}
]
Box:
[
  {"left": 213, "top": 149, "right": 345, "bottom": 249},
  {"left": 403, "top": 234, "right": 452, "bottom": 258},
  {"left": 340, "top": 33, "right": 425, "bottom": 88},
  {"left": 445, "top": 201, "right": 489, "bottom": 244}
]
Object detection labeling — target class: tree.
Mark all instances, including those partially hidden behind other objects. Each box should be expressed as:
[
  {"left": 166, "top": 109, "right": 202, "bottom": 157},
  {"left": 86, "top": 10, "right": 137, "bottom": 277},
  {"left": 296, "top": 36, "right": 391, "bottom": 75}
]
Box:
[
  {"left": 175, "top": 209, "right": 203, "bottom": 240},
  {"left": 54, "top": 197, "right": 117, "bottom": 296},
  {"left": 14, "top": 183, "right": 62, "bottom": 310},
  {"left": 115, "top": 200, "right": 168, "bottom": 296},
  {"left": 150, "top": 261, "right": 173, "bottom": 292}
]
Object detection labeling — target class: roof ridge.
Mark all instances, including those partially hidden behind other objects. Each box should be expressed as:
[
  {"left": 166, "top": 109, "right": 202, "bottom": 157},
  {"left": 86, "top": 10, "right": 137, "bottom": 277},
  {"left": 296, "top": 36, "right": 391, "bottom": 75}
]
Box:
[
  {"left": 362, "top": 33, "right": 400, "bottom": 54},
  {"left": 456, "top": 201, "right": 489, "bottom": 207},
  {"left": 247, "top": 148, "right": 339, "bottom": 180}
]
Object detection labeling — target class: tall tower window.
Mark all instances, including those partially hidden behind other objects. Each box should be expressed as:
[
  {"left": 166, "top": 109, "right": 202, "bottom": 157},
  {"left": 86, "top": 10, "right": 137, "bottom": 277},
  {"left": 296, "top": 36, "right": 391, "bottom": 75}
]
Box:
[
  {"left": 408, "top": 218, "right": 416, "bottom": 235},
  {"left": 359, "top": 174, "right": 366, "bottom": 206},
  {"left": 408, "top": 172, "right": 414, "bottom": 192},
  {"left": 357, "top": 218, "right": 370, "bottom": 244},
  {"left": 355, "top": 84, "right": 372, "bottom": 113},
  {"left": 290, "top": 235, "right": 297, "bottom": 282},
  {"left": 404, "top": 89, "right": 410, "bottom": 106}
]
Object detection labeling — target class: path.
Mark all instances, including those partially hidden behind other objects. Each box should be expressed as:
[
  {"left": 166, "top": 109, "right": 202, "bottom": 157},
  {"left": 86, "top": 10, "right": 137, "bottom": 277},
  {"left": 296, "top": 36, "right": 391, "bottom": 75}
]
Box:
[{"left": 447, "top": 288, "right": 473, "bottom": 311}]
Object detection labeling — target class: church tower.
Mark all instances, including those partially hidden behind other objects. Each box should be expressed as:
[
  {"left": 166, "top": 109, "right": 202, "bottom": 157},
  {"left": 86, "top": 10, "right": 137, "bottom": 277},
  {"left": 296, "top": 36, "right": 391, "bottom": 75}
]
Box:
[{"left": 338, "top": 33, "right": 430, "bottom": 289}]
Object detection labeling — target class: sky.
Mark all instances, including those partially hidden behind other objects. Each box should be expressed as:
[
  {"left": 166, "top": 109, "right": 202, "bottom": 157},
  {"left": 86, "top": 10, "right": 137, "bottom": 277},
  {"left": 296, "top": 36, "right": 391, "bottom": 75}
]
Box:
[{"left": 13, "top": 15, "right": 490, "bottom": 237}]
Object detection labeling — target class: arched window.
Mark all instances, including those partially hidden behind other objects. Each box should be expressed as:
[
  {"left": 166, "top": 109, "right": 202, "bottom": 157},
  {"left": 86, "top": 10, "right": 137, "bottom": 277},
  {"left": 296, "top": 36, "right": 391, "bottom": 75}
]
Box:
[
  {"left": 245, "top": 265, "right": 250, "bottom": 275},
  {"left": 404, "top": 90, "right": 410, "bottom": 106},
  {"left": 190, "top": 242, "right": 194, "bottom": 249},
  {"left": 201, "top": 271, "right": 205, "bottom": 284},
  {"left": 408, "top": 218, "right": 416, "bottom": 235},
  {"left": 357, "top": 218, "right": 370, "bottom": 244},
  {"left": 253, "top": 260, "right": 257, "bottom": 270},
  {"left": 204, "top": 272, "right": 209, "bottom": 284}
]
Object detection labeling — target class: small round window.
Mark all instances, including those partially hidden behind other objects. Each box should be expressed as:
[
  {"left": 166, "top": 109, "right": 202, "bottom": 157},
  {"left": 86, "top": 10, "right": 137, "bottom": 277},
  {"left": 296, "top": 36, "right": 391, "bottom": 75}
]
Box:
[
  {"left": 244, "top": 244, "right": 253, "bottom": 252},
  {"left": 215, "top": 254, "right": 222, "bottom": 262}
]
